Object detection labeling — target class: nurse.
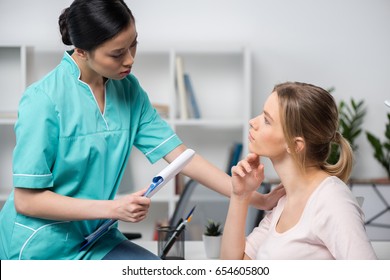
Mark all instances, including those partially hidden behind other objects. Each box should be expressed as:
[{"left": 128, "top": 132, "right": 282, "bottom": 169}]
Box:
[{"left": 0, "top": 0, "right": 284, "bottom": 260}]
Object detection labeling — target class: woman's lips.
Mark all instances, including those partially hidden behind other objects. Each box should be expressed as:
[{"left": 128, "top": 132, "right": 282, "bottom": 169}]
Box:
[{"left": 120, "top": 69, "right": 131, "bottom": 75}]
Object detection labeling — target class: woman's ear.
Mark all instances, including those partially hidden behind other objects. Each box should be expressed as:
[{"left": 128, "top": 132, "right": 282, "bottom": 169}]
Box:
[
  {"left": 294, "top": 137, "right": 305, "bottom": 153},
  {"left": 74, "top": 48, "right": 88, "bottom": 60},
  {"left": 286, "top": 137, "right": 304, "bottom": 154}
]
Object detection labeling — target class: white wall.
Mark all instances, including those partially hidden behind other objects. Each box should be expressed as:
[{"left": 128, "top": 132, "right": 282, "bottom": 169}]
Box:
[
  {"left": 1, "top": 0, "right": 390, "bottom": 239},
  {"left": 1, "top": 0, "right": 389, "bottom": 179}
]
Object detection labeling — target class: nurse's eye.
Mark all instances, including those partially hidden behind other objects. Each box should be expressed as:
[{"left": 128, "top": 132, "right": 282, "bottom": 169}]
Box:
[
  {"left": 130, "top": 40, "right": 138, "bottom": 48},
  {"left": 110, "top": 53, "right": 124, "bottom": 59}
]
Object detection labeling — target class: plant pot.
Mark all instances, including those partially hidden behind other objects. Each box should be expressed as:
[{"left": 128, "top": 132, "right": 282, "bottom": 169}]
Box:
[{"left": 202, "top": 234, "right": 222, "bottom": 259}]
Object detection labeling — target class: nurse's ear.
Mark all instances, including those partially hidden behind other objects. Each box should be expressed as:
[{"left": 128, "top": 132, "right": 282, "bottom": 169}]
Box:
[{"left": 74, "top": 48, "right": 88, "bottom": 61}]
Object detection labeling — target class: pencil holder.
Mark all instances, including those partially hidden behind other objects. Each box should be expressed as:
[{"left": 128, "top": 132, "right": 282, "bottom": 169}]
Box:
[{"left": 157, "top": 226, "right": 185, "bottom": 260}]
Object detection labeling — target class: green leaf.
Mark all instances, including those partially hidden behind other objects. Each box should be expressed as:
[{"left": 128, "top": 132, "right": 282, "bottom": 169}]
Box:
[
  {"left": 327, "top": 96, "right": 366, "bottom": 166},
  {"left": 204, "top": 219, "right": 223, "bottom": 236}
]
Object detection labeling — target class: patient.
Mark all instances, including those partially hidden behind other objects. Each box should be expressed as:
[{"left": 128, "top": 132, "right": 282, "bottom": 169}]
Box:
[{"left": 221, "top": 82, "right": 377, "bottom": 259}]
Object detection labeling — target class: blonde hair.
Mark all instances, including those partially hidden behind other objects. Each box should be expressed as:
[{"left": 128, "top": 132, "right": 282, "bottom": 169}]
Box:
[{"left": 274, "top": 82, "right": 353, "bottom": 182}]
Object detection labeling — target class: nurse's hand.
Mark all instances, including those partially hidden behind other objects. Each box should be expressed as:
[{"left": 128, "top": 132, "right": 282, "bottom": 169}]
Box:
[{"left": 113, "top": 188, "right": 151, "bottom": 223}]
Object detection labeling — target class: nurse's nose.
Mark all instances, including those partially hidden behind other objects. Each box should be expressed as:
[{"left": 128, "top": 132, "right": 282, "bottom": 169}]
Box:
[{"left": 123, "top": 49, "right": 134, "bottom": 68}]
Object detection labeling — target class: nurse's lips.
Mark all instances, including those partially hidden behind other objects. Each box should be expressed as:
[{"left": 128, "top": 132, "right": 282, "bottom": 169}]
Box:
[
  {"left": 248, "top": 132, "right": 254, "bottom": 142},
  {"left": 120, "top": 69, "right": 131, "bottom": 75}
]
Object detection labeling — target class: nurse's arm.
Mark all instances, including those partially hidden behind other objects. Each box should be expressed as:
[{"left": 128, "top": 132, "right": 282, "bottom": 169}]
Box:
[
  {"left": 163, "top": 145, "right": 285, "bottom": 211},
  {"left": 13, "top": 187, "right": 150, "bottom": 222}
]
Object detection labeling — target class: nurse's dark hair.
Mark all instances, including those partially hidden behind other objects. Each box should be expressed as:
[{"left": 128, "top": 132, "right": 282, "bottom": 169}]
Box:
[
  {"left": 274, "top": 81, "right": 353, "bottom": 183},
  {"left": 58, "top": 0, "right": 134, "bottom": 51}
]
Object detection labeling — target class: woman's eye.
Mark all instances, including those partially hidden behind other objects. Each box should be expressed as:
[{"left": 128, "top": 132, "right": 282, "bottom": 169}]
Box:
[
  {"left": 111, "top": 53, "right": 123, "bottom": 59},
  {"left": 130, "top": 41, "right": 138, "bottom": 48},
  {"left": 264, "top": 117, "right": 270, "bottom": 124}
]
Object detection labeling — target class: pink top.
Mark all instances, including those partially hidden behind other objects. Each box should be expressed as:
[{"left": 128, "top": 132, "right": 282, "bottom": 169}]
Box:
[{"left": 245, "top": 176, "right": 377, "bottom": 259}]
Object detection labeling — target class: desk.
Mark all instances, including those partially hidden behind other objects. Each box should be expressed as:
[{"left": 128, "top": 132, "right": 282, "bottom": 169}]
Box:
[
  {"left": 370, "top": 241, "right": 390, "bottom": 260},
  {"left": 133, "top": 240, "right": 390, "bottom": 260},
  {"left": 349, "top": 179, "right": 390, "bottom": 229},
  {"left": 133, "top": 241, "right": 207, "bottom": 260}
]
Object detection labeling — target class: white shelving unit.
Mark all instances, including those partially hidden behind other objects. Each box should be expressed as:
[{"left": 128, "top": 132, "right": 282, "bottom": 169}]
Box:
[
  {"left": 0, "top": 45, "right": 26, "bottom": 114},
  {"left": 0, "top": 45, "right": 252, "bottom": 240},
  {"left": 119, "top": 47, "right": 252, "bottom": 240},
  {"left": 0, "top": 45, "right": 27, "bottom": 206}
]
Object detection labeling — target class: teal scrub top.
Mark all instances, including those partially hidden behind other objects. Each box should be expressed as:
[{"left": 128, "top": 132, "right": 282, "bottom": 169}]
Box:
[{"left": 0, "top": 51, "right": 182, "bottom": 260}]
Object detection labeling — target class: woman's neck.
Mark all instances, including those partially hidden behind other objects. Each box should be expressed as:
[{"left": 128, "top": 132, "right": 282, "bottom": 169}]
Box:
[
  {"left": 273, "top": 159, "right": 328, "bottom": 198},
  {"left": 71, "top": 52, "right": 104, "bottom": 88},
  {"left": 71, "top": 52, "right": 106, "bottom": 113}
]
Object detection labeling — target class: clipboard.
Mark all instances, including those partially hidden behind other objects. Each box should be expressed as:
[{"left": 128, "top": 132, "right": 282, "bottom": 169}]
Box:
[{"left": 79, "top": 148, "right": 196, "bottom": 251}]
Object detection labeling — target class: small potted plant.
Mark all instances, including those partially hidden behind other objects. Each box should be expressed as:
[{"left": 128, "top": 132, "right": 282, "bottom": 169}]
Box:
[{"left": 202, "top": 219, "right": 223, "bottom": 259}]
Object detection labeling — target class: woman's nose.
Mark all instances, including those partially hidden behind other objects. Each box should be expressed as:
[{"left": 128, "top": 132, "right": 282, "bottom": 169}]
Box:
[
  {"left": 124, "top": 50, "right": 134, "bottom": 67},
  {"left": 249, "top": 117, "right": 257, "bottom": 129}
]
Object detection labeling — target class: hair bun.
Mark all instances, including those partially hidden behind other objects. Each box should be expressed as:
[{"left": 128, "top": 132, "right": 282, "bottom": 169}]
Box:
[{"left": 58, "top": 8, "right": 72, "bottom": 46}]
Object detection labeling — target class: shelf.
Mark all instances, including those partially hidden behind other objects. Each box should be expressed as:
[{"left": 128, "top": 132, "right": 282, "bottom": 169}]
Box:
[
  {"left": 0, "top": 193, "right": 10, "bottom": 202},
  {"left": 0, "top": 111, "right": 17, "bottom": 125},
  {"left": 0, "top": 124, "right": 15, "bottom": 201},
  {"left": 0, "top": 46, "right": 26, "bottom": 113}
]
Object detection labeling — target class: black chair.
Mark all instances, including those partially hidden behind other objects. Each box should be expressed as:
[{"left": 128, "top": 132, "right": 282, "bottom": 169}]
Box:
[
  {"left": 169, "top": 179, "right": 198, "bottom": 228},
  {"left": 123, "top": 232, "right": 142, "bottom": 240}
]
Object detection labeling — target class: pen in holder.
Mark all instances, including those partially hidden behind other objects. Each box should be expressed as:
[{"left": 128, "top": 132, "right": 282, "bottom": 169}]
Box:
[
  {"left": 157, "top": 226, "right": 185, "bottom": 260},
  {"left": 158, "top": 205, "right": 196, "bottom": 260}
]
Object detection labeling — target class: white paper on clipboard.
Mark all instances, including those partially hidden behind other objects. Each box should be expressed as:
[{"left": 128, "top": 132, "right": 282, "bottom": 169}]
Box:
[{"left": 144, "top": 148, "right": 195, "bottom": 198}]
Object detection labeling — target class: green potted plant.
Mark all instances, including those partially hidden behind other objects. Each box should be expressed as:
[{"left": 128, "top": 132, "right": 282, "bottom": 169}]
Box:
[
  {"left": 366, "top": 113, "right": 390, "bottom": 180},
  {"left": 327, "top": 97, "right": 366, "bottom": 165},
  {"left": 202, "top": 219, "right": 223, "bottom": 259}
]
